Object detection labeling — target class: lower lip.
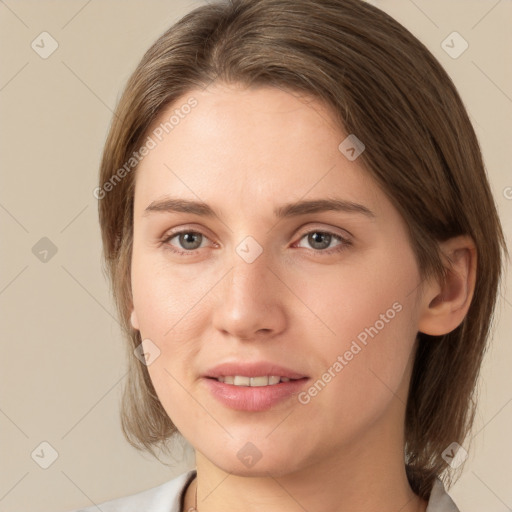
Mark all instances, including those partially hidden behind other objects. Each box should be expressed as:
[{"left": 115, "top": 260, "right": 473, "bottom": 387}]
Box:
[{"left": 202, "top": 377, "right": 309, "bottom": 412}]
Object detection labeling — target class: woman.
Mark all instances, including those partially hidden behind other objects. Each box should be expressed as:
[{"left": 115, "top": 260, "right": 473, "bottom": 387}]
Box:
[{"left": 74, "top": 0, "right": 507, "bottom": 510}]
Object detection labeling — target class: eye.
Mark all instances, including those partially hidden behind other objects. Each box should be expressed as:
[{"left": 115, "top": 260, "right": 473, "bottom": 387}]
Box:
[
  {"left": 162, "top": 228, "right": 351, "bottom": 256},
  {"left": 163, "top": 230, "right": 211, "bottom": 254},
  {"left": 295, "top": 229, "right": 351, "bottom": 254}
]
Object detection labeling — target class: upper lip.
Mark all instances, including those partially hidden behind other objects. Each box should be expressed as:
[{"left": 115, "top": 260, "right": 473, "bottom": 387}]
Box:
[{"left": 204, "top": 361, "right": 308, "bottom": 380}]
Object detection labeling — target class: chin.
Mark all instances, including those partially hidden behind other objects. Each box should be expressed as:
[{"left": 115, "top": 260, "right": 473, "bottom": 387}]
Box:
[{"left": 206, "top": 447, "right": 306, "bottom": 478}]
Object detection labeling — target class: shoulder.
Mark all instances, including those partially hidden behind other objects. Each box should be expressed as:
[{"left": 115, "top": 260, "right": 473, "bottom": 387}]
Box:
[
  {"left": 66, "top": 469, "right": 197, "bottom": 512},
  {"left": 426, "top": 478, "right": 461, "bottom": 512}
]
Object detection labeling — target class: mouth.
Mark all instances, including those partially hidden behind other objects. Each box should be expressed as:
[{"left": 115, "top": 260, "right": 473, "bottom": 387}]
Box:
[
  {"left": 202, "top": 361, "right": 309, "bottom": 411},
  {"left": 202, "top": 375, "right": 310, "bottom": 412},
  {"left": 207, "top": 375, "right": 303, "bottom": 386}
]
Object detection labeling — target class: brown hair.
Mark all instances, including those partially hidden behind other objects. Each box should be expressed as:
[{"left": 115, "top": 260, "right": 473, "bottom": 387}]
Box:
[{"left": 97, "top": 0, "right": 508, "bottom": 500}]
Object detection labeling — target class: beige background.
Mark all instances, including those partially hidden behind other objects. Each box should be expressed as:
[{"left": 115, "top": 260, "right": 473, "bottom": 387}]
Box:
[{"left": 0, "top": 0, "right": 510, "bottom": 511}]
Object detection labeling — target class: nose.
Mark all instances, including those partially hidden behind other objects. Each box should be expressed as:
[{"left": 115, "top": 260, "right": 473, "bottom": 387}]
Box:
[{"left": 211, "top": 247, "right": 288, "bottom": 341}]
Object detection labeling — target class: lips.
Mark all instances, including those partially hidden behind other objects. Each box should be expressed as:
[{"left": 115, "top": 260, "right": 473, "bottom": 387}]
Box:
[
  {"left": 203, "top": 376, "right": 310, "bottom": 411},
  {"left": 202, "top": 361, "right": 310, "bottom": 411},
  {"left": 203, "top": 361, "right": 308, "bottom": 380}
]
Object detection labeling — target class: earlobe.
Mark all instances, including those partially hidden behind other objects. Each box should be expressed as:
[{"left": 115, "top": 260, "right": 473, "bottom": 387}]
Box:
[
  {"left": 130, "top": 308, "right": 140, "bottom": 331},
  {"left": 418, "top": 236, "right": 477, "bottom": 336}
]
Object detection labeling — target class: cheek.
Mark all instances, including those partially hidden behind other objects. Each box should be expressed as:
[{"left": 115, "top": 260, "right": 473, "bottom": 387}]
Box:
[
  {"left": 130, "top": 247, "right": 214, "bottom": 339},
  {"left": 130, "top": 250, "right": 216, "bottom": 421},
  {"left": 297, "top": 245, "right": 418, "bottom": 342},
  {"left": 295, "top": 248, "right": 420, "bottom": 431}
]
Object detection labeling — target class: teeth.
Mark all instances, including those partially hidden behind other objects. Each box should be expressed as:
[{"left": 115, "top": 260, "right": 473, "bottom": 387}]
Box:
[
  {"left": 234, "top": 376, "right": 251, "bottom": 386},
  {"left": 216, "top": 375, "right": 293, "bottom": 386}
]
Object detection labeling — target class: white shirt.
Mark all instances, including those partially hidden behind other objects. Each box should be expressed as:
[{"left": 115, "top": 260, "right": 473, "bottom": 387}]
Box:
[{"left": 69, "top": 469, "right": 460, "bottom": 512}]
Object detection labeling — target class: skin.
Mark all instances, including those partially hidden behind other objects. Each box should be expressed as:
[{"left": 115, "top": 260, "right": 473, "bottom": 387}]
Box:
[{"left": 129, "top": 83, "right": 476, "bottom": 512}]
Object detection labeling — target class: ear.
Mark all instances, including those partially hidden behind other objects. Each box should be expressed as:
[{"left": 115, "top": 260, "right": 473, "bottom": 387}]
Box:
[
  {"left": 418, "top": 235, "right": 477, "bottom": 336},
  {"left": 130, "top": 307, "right": 140, "bottom": 331}
]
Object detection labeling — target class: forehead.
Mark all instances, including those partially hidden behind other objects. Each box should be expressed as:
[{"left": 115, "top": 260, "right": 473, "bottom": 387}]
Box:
[{"left": 133, "top": 83, "right": 383, "bottom": 219}]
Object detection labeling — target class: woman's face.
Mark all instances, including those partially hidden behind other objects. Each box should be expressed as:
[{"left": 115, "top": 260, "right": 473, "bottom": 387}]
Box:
[{"left": 130, "top": 83, "right": 424, "bottom": 476}]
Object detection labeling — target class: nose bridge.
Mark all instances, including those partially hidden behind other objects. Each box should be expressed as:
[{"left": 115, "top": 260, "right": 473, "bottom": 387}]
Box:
[
  {"left": 228, "top": 235, "right": 272, "bottom": 302},
  {"left": 212, "top": 234, "right": 287, "bottom": 339}
]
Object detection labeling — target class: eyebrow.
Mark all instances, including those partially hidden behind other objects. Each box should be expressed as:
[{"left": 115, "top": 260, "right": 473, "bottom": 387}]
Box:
[{"left": 143, "top": 197, "right": 376, "bottom": 219}]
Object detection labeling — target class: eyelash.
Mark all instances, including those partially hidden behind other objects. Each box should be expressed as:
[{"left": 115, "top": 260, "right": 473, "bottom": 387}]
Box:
[{"left": 161, "top": 228, "right": 352, "bottom": 256}]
